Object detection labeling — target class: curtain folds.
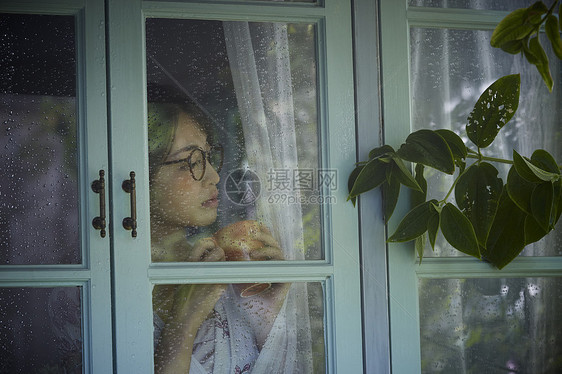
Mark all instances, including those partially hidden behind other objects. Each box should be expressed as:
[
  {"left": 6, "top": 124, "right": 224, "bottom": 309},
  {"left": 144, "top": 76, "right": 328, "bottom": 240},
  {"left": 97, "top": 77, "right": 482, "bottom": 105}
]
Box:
[{"left": 223, "top": 21, "right": 314, "bottom": 373}]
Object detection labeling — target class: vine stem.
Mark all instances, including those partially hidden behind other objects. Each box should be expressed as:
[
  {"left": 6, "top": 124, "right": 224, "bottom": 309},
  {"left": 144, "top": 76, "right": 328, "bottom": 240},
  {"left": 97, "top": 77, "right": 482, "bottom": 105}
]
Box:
[
  {"left": 466, "top": 152, "right": 562, "bottom": 171},
  {"left": 466, "top": 153, "right": 514, "bottom": 165},
  {"left": 439, "top": 166, "right": 471, "bottom": 204}
]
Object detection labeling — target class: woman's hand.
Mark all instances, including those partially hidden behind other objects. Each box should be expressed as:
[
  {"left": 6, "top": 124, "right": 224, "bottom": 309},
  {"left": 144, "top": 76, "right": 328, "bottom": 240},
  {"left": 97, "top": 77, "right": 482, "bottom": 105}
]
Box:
[
  {"left": 186, "top": 237, "right": 225, "bottom": 262},
  {"left": 154, "top": 237, "right": 227, "bottom": 373},
  {"left": 214, "top": 221, "right": 290, "bottom": 349},
  {"left": 214, "top": 220, "right": 285, "bottom": 261}
]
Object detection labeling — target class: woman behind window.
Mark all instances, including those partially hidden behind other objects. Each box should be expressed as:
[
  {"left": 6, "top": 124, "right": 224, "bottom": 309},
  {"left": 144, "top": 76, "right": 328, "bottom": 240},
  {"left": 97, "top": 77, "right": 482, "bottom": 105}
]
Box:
[{"left": 148, "top": 87, "right": 292, "bottom": 373}]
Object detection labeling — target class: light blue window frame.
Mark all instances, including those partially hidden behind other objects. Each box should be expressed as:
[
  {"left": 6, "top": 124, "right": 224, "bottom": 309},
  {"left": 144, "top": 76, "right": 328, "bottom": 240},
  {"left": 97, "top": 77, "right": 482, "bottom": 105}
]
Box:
[
  {"left": 0, "top": 0, "right": 371, "bottom": 371},
  {"left": 107, "top": 0, "right": 363, "bottom": 372},
  {"left": 0, "top": 0, "right": 113, "bottom": 372},
  {"left": 375, "top": 1, "right": 562, "bottom": 372}
]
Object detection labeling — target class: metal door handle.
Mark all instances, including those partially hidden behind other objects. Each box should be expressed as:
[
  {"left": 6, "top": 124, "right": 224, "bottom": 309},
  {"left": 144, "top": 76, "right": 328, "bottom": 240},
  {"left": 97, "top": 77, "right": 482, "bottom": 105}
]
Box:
[
  {"left": 122, "top": 171, "right": 137, "bottom": 237},
  {"left": 91, "top": 170, "right": 107, "bottom": 238}
]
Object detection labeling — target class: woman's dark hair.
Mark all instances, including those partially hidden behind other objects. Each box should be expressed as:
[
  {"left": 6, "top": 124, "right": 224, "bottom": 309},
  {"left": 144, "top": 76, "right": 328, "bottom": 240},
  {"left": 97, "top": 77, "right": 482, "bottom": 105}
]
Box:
[{"left": 147, "top": 83, "right": 215, "bottom": 179}]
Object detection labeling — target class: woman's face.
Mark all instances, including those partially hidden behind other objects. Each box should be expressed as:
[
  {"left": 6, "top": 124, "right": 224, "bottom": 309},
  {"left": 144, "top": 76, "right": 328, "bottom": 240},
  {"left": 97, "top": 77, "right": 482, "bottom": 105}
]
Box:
[{"left": 150, "top": 111, "right": 220, "bottom": 229}]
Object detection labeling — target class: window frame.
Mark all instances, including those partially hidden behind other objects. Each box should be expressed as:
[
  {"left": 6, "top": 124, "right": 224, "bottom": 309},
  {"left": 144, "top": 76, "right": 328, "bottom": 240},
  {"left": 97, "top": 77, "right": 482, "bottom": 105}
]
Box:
[
  {"left": 0, "top": 0, "right": 113, "bottom": 372},
  {"left": 376, "top": 1, "right": 562, "bottom": 372},
  {"left": 107, "top": 0, "right": 364, "bottom": 372}
]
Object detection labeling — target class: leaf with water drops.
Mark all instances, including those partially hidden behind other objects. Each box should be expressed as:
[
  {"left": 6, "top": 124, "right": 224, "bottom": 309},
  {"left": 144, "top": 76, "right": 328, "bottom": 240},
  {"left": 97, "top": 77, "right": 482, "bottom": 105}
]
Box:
[{"left": 466, "top": 74, "right": 520, "bottom": 148}]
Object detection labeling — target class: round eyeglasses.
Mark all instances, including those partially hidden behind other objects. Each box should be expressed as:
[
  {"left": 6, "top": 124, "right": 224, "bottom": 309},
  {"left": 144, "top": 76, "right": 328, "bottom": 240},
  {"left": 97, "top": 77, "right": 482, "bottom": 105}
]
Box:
[{"left": 162, "top": 144, "right": 224, "bottom": 181}]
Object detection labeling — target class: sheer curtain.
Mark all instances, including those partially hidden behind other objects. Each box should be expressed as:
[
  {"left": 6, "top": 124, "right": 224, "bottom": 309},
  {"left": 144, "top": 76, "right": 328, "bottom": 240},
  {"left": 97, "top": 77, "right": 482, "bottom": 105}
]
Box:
[{"left": 224, "top": 21, "right": 313, "bottom": 372}]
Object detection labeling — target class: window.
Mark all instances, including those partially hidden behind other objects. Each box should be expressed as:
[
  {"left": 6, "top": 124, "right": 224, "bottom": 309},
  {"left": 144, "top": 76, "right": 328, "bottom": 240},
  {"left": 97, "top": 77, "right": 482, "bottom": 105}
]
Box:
[
  {"left": 377, "top": 0, "right": 562, "bottom": 372},
  {"left": 0, "top": 0, "right": 363, "bottom": 372}
]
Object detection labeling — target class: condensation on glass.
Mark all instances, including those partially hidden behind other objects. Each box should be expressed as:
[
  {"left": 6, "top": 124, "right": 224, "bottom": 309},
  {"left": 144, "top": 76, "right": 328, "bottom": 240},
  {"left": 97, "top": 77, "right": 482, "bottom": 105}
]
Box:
[
  {"left": 408, "top": 0, "right": 549, "bottom": 11},
  {"left": 146, "top": 19, "right": 321, "bottom": 262},
  {"left": 409, "top": 27, "right": 562, "bottom": 257},
  {"left": 0, "top": 13, "right": 80, "bottom": 265},
  {"left": 419, "top": 277, "right": 562, "bottom": 373},
  {"left": 153, "top": 282, "right": 325, "bottom": 373},
  {"left": 0, "top": 287, "right": 83, "bottom": 373}
]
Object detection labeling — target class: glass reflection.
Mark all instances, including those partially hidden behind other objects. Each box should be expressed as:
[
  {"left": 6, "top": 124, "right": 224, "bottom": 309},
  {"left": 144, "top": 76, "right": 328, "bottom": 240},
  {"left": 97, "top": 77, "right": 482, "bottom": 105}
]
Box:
[
  {"left": 153, "top": 282, "right": 325, "bottom": 373},
  {"left": 0, "top": 287, "right": 83, "bottom": 373},
  {"left": 419, "top": 278, "right": 562, "bottom": 373},
  {"left": 0, "top": 13, "right": 80, "bottom": 265},
  {"left": 147, "top": 18, "right": 325, "bottom": 373},
  {"left": 409, "top": 0, "right": 542, "bottom": 11},
  {"left": 148, "top": 92, "right": 322, "bottom": 372},
  {"left": 146, "top": 19, "right": 322, "bottom": 262}
]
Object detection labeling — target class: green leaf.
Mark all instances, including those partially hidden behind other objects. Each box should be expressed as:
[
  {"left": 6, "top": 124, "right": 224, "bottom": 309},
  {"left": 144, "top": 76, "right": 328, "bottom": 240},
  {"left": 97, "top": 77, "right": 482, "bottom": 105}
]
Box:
[
  {"left": 435, "top": 129, "right": 468, "bottom": 161},
  {"left": 466, "top": 74, "right": 520, "bottom": 148},
  {"left": 415, "top": 233, "right": 426, "bottom": 263},
  {"left": 523, "top": 35, "right": 542, "bottom": 64},
  {"left": 368, "top": 144, "right": 395, "bottom": 160},
  {"left": 396, "top": 129, "right": 455, "bottom": 174},
  {"left": 500, "top": 39, "right": 524, "bottom": 54},
  {"left": 506, "top": 165, "right": 535, "bottom": 214},
  {"left": 546, "top": 15, "right": 562, "bottom": 59},
  {"left": 382, "top": 171, "right": 401, "bottom": 221},
  {"left": 490, "top": 8, "right": 528, "bottom": 47},
  {"left": 390, "top": 155, "right": 423, "bottom": 192},
  {"left": 490, "top": 2, "right": 547, "bottom": 47},
  {"left": 531, "top": 149, "right": 561, "bottom": 174},
  {"left": 388, "top": 200, "right": 438, "bottom": 243},
  {"left": 554, "top": 180, "right": 562, "bottom": 225},
  {"left": 411, "top": 164, "right": 427, "bottom": 208},
  {"left": 513, "top": 150, "right": 560, "bottom": 183},
  {"left": 427, "top": 209, "right": 440, "bottom": 251},
  {"left": 531, "top": 182, "right": 554, "bottom": 231},
  {"left": 524, "top": 215, "right": 549, "bottom": 245},
  {"left": 528, "top": 36, "right": 554, "bottom": 92},
  {"left": 348, "top": 159, "right": 388, "bottom": 199},
  {"left": 440, "top": 203, "right": 480, "bottom": 258},
  {"left": 454, "top": 162, "right": 503, "bottom": 247},
  {"left": 485, "top": 191, "right": 527, "bottom": 269},
  {"left": 348, "top": 165, "right": 364, "bottom": 206},
  {"left": 526, "top": 1, "right": 549, "bottom": 21}
]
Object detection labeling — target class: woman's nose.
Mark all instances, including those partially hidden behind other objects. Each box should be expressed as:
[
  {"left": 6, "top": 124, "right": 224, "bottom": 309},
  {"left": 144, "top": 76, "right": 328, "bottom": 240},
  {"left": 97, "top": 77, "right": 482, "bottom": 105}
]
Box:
[{"left": 205, "top": 160, "right": 220, "bottom": 184}]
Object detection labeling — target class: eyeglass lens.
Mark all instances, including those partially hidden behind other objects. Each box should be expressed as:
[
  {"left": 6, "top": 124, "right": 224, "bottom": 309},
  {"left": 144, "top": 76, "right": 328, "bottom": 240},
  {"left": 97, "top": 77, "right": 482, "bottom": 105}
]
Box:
[{"left": 186, "top": 146, "right": 223, "bottom": 181}]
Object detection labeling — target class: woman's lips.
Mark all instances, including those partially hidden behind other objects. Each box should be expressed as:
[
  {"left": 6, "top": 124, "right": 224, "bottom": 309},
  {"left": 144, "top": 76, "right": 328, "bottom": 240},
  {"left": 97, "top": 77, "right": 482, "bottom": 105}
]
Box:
[{"left": 202, "top": 192, "right": 219, "bottom": 208}]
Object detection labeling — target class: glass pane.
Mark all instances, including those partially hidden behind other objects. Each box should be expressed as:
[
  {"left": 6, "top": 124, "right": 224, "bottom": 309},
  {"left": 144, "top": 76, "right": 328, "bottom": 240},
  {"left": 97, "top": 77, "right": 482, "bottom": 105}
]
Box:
[
  {"left": 409, "top": 0, "right": 545, "bottom": 11},
  {"left": 410, "top": 27, "right": 562, "bottom": 257},
  {"left": 0, "top": 14, "right": 80, "bottom": 265},
  {"left": 153, "top": 282, "right": 325, "bottom": 373},
  {"left": 419, "top": 278, "right": 562, "bottom": 373},
  {"left": 0, "top": 287, "right": 83, "bottom": 373},
  {"left": 146, "top": 19, "right": 323, "bottom": 262}
]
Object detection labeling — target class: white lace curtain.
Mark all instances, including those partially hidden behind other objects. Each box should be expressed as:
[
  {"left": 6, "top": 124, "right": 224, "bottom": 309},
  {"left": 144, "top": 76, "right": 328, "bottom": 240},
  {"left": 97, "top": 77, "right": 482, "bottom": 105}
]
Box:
[{"left": 224, "top": 21, "right": 314, "bottom": 373}]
